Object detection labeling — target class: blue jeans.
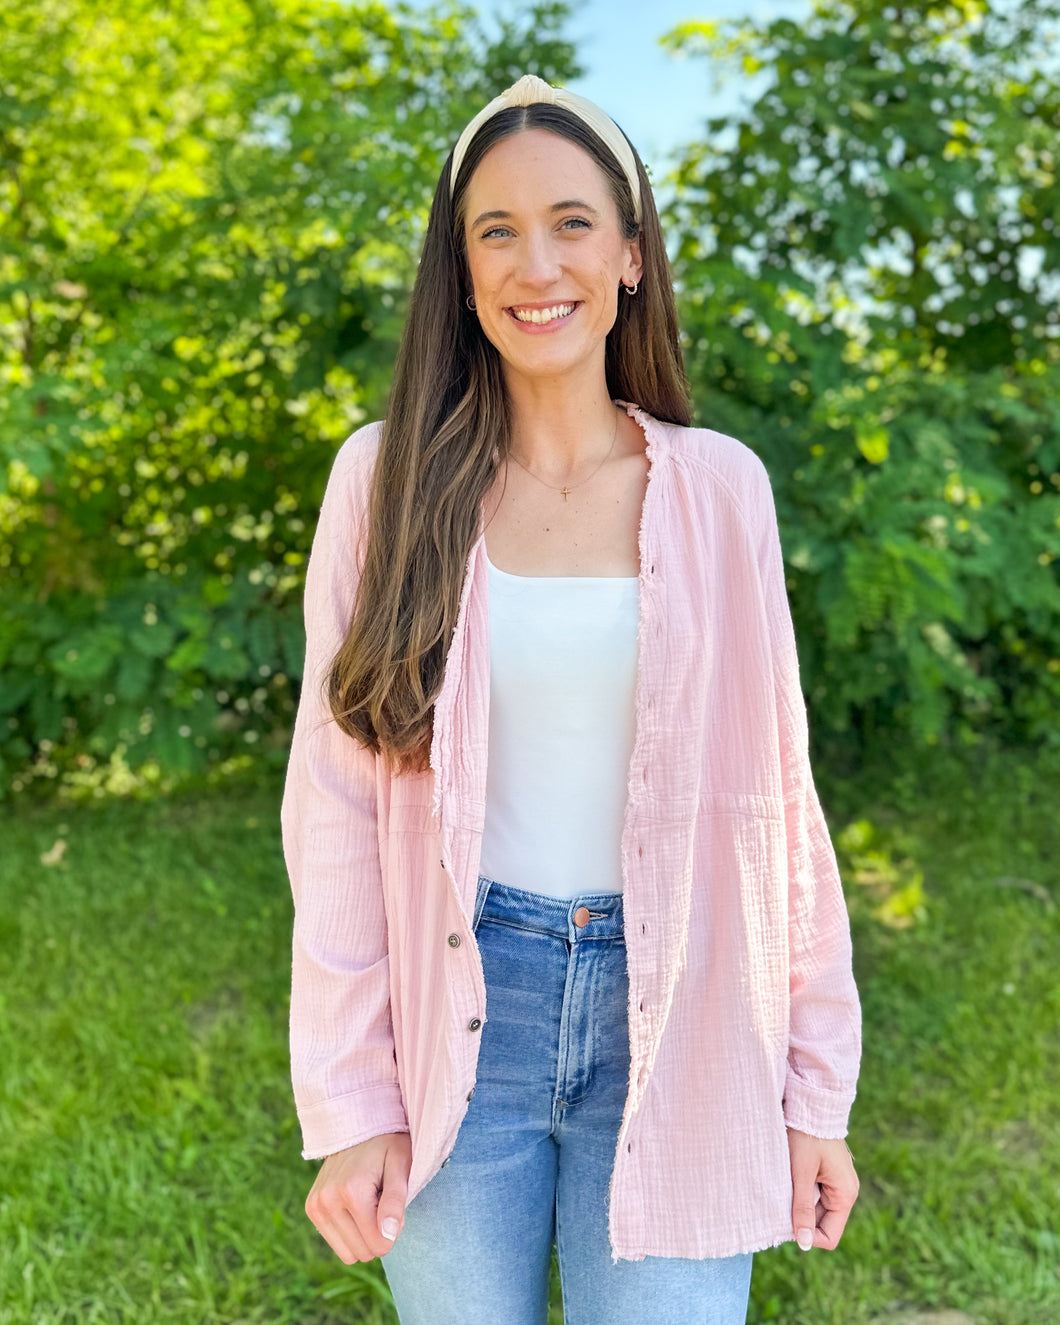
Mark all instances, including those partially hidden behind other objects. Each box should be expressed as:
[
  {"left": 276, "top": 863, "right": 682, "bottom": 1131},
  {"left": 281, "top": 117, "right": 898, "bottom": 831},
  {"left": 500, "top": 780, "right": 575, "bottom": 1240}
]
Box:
[{"left": 381, "top": 875, "right": 753, "bottom": 1324}]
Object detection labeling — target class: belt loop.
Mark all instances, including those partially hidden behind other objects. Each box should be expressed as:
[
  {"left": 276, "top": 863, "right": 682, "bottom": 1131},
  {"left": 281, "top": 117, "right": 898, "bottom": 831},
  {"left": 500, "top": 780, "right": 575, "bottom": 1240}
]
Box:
[{"left": 473, "top": 875, "right": 493, "bottom": 932}]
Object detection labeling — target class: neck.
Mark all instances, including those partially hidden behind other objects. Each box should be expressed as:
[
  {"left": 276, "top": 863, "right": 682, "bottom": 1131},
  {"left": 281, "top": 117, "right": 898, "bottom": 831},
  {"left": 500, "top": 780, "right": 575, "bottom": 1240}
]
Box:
[{"left": 504, "top": 372, "right": 620, "bottom": 479}]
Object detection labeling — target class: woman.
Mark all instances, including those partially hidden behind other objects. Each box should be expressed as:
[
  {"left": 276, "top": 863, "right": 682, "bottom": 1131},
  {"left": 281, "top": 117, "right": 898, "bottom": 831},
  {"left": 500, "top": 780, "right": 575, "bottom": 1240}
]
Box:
[{"left": 281, "top": 74, "right": 862, "bottom": 1324}]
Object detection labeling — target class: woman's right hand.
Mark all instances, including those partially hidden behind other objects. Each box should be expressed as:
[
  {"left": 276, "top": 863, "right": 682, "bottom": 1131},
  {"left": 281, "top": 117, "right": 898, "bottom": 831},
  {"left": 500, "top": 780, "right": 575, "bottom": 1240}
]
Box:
[{"left": 304, "top": 1130, "right": 412, "bottom": 1263}]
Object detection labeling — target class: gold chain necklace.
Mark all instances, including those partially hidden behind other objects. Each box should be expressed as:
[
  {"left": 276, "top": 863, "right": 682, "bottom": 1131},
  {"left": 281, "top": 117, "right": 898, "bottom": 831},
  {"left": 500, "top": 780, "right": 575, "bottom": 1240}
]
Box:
[{"left": 505, "top": 406, "right": 620, "bottom": 501}]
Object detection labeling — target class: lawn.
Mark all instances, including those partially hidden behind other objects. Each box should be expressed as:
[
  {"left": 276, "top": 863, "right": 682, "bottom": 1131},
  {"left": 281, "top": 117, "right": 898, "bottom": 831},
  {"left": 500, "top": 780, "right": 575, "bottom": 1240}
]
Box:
[{"left": 1, "top": 742, "right": 1057, "bottom": 1324}]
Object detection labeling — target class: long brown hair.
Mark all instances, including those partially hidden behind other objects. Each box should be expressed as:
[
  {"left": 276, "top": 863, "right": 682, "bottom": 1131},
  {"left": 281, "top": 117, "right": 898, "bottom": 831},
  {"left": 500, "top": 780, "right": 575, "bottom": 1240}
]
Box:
[{"left": 326, "top": 101, "right": 692, "bottom": 777}]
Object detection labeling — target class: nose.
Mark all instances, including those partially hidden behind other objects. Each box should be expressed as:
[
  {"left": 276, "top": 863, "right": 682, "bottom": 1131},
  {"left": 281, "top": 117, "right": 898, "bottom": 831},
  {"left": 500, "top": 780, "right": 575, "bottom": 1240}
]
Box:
[{"left": 514, "top": 228, "right": 563, "bottom": 287}]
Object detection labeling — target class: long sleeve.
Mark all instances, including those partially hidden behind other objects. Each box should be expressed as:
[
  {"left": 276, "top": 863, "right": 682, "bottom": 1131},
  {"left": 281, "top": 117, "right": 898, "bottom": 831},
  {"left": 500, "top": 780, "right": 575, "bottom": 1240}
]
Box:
[
  {"left": 752, "top": 458, "right": 862, "bottom": 1138},
  {"left": 280, "top": 424, "right": 409, "bottom": 1160}
]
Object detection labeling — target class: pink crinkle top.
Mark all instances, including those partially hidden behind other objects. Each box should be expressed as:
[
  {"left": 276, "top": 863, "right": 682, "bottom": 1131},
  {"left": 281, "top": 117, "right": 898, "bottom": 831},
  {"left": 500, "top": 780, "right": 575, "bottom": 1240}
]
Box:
[{"left": 280, "top": 401, "right": 862, "bottom": 1263}]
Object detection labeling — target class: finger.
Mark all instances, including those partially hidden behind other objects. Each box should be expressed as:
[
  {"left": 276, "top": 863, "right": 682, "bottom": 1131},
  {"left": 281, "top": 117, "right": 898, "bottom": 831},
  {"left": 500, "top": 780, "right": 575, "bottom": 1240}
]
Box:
[
  {"left": 791, "top": 1169, "right": 820, "bottom": 1251},
  {"left": 345, "top": 1175, "right": 395, "bottom": 1260},
  {"left": 307, "top": 1196, "right": 374, "bottom": 1265},
  {"left": 376, "top": 1139, "right": 410, "bottom": 1249},
  {"left": 812, "top": 1171, "right": 858, "bottom": 1251},
  {"left": 813, "top": 1198, "right": 852, "bottom": 1251},
  {"left": 336, "top": 1208, "right": 376, "bottom": 1264},
  {"left": 789, "top": 1137, "right": 820, "bottom": 1249}
]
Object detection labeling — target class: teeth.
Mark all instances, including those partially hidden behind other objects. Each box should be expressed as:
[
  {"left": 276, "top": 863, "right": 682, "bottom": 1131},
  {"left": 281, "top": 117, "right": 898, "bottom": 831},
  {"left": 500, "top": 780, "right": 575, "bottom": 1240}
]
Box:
[{"left": 511, "top": 303, "right": 576, "bottom": 324}]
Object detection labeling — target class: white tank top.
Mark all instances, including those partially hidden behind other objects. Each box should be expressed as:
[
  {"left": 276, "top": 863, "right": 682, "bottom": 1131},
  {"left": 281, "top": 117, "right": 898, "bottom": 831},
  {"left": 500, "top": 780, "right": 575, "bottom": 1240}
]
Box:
[{"left": 478, "top": 550, "right": 640, "bottom": 899}]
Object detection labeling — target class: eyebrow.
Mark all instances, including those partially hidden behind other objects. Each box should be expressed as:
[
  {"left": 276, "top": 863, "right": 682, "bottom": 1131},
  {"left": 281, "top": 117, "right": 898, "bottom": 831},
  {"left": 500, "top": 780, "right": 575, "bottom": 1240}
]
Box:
[{"left": 470, "top": 200, "right": 602, "bottom": 230}]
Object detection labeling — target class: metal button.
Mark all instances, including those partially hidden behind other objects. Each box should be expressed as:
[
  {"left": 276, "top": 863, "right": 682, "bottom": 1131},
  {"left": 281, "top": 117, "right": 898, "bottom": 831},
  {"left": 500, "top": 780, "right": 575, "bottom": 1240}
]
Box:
[
  {"left": 573, "top": 906, "right": 591, "bottom": 927},
  {"left": 440, "top": 1156, "right": 451, "bottom": 1167},
  {"left": 468, "top": 1017, "right": 482, "bottom": 1032},
  {"left": 447, "top": 933, "right": 461, "bottom": 948},
  {"left": 466, "top": 1086, "right": 475, "bottom": 1101}
]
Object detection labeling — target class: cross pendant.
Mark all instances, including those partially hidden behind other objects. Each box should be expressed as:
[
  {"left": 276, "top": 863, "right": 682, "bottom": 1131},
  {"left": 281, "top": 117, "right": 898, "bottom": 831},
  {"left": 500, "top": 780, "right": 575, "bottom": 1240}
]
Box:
[{"left": 561, "top": 486, "right": 571, "bottom": 501}]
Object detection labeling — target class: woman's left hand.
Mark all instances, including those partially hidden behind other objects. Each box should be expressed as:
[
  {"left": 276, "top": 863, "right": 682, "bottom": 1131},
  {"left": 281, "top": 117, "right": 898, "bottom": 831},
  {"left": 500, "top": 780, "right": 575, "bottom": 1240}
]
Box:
[{"left": 786, "top": 1126, "right": 859, "bottom": 1251}]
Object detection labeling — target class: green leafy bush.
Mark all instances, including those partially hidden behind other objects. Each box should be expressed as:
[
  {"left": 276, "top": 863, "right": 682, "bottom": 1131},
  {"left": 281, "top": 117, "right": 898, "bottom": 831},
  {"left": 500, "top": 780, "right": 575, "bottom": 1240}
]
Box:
[
  {"left": 0, "top": 0, "right": 581, "bottom": 799},
  {"left": 663, "top": 0, "right": 1060, "bottom": 756},
  {"left": 5, "top": 0, "right": 1060, "bottom": 798}
]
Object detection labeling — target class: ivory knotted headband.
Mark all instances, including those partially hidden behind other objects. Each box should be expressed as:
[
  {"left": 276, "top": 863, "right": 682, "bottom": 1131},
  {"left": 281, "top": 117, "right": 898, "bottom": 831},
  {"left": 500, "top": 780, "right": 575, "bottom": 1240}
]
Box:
[{"left": 448, "top": 74, "right": 643, "bottom": 226}]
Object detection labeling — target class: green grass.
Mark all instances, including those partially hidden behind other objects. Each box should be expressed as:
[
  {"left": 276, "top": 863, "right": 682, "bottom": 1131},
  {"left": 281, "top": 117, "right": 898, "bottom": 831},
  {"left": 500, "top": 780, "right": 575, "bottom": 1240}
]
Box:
[{"left": 1, "top": 744, "right": 1058, "bottom": 1324}]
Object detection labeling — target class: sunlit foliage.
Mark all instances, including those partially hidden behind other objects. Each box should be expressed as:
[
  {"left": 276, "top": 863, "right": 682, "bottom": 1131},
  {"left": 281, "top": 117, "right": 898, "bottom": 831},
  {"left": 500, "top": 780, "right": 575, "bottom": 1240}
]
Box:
[
  {"left": 0, "top": 0, "right": 580, "bottom": 796},
  {"left": 663, "top": 0, "right": 1060, "bottom": 757}
]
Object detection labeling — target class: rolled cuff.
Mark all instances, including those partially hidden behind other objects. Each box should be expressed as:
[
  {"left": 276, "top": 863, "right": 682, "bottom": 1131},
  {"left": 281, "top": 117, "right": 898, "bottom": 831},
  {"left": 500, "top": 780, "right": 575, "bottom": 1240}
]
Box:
[
  {"left": 298, "top": 1081, "right": 410, "bottom": 1161},
  {"left": 782, "top": 1071, "right": 854, "bottom": 1140}
]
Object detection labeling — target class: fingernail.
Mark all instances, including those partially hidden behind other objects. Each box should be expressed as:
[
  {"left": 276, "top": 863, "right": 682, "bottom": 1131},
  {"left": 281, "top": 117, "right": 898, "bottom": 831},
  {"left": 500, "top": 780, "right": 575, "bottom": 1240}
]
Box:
[
  {"left": 797, "top": 1227, "right": 813, "bottom": 1251},
  {"left": 381, "top": 1217, "right": 400, "bottom": 1240}
]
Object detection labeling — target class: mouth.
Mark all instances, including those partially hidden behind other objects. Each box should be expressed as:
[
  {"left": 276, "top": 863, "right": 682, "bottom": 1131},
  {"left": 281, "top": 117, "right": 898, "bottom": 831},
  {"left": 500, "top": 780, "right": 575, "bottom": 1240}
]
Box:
[{"left": 504, "top": 301, "right": 581, "bottom": 331}]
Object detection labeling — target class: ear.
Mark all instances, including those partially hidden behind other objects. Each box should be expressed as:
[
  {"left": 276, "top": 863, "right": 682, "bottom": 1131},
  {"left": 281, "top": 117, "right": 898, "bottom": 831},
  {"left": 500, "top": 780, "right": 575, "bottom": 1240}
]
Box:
[{"left": 624, "top": 233, "right": 644, "bottom": 287}]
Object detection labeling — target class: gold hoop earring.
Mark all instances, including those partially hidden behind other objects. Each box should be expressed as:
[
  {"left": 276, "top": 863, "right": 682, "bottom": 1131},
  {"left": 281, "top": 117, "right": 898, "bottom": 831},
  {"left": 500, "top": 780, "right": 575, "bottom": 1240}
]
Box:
[
  {"left": 466, "top": 294, "right": 477, "bottom": 310},
  {"left": 622, "top": 280, "right": 638, "bottom": 296}
]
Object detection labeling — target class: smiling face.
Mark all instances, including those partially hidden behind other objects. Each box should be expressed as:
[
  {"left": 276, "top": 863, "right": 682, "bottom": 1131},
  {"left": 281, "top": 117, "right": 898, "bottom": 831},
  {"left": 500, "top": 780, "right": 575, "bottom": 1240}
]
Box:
[{"left": 460, "top": 128, "right": 643, "bottom": 390}]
